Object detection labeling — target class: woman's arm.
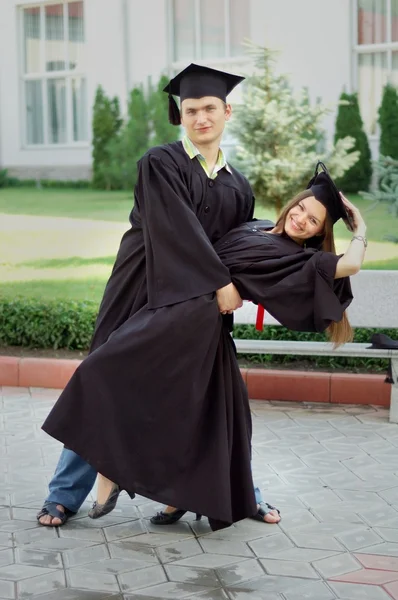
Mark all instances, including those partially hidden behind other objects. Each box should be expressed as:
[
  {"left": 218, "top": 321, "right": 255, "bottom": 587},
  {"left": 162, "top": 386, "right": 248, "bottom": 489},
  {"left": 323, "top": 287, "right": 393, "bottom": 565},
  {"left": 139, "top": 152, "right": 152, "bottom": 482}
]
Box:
[{"left": 335, "top": 195, "right": 367, "bottom": 279}]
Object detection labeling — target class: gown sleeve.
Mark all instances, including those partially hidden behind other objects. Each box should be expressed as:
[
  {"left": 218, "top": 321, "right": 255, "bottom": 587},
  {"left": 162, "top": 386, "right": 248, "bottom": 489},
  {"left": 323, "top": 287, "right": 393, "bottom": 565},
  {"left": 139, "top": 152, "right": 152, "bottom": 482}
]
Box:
[
  {"left": 220, "top": 236, "right": 353, "bottom": 333},
  {"left": 135, "top": 151, "right": 231, "bottom": 309}
]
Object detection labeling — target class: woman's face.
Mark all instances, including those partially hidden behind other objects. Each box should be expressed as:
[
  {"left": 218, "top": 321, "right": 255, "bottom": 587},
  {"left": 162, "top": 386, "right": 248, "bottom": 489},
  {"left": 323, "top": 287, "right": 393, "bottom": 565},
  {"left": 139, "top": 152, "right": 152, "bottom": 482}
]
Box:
[{"left": 284, "top": 195, "right": 326, "bottom": 243}]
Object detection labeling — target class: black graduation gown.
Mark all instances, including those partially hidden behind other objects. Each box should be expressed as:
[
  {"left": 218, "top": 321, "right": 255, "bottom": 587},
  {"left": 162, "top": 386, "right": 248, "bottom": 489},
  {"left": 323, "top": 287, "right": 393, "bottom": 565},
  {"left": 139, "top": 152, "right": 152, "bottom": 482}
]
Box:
[
  {"left": 216, "top": 221, "right": 353, "bottom": 331},
  {"left": 42, "top": 141, "right": 257, "bottom": 530}
]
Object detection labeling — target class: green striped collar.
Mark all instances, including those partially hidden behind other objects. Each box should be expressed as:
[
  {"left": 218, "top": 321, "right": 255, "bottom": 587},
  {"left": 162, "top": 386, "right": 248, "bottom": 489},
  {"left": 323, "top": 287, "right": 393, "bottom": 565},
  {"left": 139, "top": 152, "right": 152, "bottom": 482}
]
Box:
[{"left": 182, "top": 135, "right": 232, "bottom": 179}]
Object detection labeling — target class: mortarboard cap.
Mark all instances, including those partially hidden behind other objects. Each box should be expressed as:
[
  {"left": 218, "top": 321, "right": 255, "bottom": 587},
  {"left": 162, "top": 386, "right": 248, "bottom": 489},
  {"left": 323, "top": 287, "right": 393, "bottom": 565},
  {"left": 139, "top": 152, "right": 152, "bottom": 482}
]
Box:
[
  {"left": 163, "top": 63, "right": 245, "bottom": 126},
  {"left": 306, "top": 161, "right": 353, "bottom": 229}
]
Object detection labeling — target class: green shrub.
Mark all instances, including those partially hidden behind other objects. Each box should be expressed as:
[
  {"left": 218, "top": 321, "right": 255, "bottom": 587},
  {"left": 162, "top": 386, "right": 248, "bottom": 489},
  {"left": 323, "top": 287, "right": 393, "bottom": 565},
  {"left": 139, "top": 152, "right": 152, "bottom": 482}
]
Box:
[
  {"left": 0, "top": 298, "right": 97, "bottom": 350},
  {"left": 0, "top": 298, "right": 395, "bottom": 373},
  {"left": 334, "top": 92, "right": 372, "bottom": 192},
  {"left": 92, "top": 86, "right": 122, "bottom": 190},
  {"left": 379, "top": 83, "right": 398, "bottom": 159}
]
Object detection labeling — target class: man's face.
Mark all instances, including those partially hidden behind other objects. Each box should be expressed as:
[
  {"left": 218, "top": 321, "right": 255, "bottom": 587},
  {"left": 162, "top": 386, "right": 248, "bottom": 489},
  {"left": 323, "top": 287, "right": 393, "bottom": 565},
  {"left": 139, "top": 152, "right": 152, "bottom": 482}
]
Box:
[{"left": 180, "top": 96, "right": 232, "bottom": 146}]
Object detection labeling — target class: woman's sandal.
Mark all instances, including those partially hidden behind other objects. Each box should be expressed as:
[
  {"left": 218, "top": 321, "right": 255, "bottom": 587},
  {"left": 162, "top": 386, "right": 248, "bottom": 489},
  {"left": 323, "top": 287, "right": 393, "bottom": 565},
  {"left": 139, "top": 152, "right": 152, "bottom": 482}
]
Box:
[
  {"left": 36, "top": 502, "right": 74, "bottom": 527},
  {"left": 250, "top": 502, "right": 281, "bottom": 524}
]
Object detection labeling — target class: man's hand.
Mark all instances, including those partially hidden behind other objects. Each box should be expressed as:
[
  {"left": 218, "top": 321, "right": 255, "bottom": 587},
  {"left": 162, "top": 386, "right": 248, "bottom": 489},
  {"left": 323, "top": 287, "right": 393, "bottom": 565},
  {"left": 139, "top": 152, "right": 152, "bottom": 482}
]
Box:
[{"left": 216, "top": 282, "right": 243, "bottom": 314}]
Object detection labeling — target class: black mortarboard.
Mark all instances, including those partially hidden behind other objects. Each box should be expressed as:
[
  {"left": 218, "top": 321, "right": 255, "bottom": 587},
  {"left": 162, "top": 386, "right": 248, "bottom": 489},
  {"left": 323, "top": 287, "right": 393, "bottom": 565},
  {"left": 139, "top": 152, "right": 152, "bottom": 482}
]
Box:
[
  {"left": 163, "top": 63, "right": 245, "bottom": 125},
  {"left": 306, "top": 161, "right": 353, "bottom": 228}
]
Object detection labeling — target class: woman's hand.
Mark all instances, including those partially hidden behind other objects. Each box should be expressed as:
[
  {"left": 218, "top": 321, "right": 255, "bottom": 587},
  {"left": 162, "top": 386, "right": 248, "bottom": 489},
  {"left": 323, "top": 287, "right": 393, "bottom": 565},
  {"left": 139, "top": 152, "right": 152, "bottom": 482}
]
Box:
[
  {"left": 340, "top": 193, "right": 366, "bottom": 235},
  {"left": 216, "top": 282, "right": 243, "bottom": 314}
]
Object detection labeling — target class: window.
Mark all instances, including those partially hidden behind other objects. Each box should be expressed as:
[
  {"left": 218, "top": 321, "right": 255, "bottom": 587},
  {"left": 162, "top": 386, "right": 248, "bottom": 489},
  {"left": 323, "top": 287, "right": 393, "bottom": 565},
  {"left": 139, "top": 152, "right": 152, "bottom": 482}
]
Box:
[
  {"left": 22, "top": 1, "right": 87, "bottom": 146},
  {"left": 171, "top": 0, "right": 249, "bottom": 63},
  {"left": 355, "top": 0, "right": 398, "bottom": 135}
]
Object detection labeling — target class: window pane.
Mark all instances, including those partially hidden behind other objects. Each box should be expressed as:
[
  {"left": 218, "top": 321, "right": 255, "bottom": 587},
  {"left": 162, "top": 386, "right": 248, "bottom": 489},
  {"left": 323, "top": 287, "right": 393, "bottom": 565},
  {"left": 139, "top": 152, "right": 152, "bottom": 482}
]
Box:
[
  {"left": 358, "top": 0, "right": 387, "bottom": 44},
  {"left": 392, "top": 0, "right": 398, "bottom": 41},
  {"left": 23, "top": 7, "right": 41, "bottom": 73},
  {"left": 230, "top": 0, "right": 249, "bottom": 57},
  {"left": 25, "top": 81, "right": 44, "bottom": 144},
  {"left": 173, "top": 0, "right": 195, "bottom": 61},
  {"left": 358, "top": 52, "right": 387, "bottom": 135},
  {"left": 72, "top": 78, "right": 87, "bottom": 141},
  {"left": 45, "top": 3, "right": 65, "bottom": 72},
  {"left": 391, "top": 51, "right": 398, "bottom": 84},
  {"left": 68, "top": 1, "right": 85, "bottom": 71},
  {"left": 47, "top": 78, "right": 67, "bottom": 143},
  {"left": 201, "top": 0, "right": 225, "bottom": 59}
]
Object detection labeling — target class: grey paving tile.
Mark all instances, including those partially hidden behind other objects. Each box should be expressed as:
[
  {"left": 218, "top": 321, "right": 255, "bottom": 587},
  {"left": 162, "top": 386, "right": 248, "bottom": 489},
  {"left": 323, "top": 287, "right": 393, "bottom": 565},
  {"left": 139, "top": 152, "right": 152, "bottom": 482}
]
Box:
[
  {"left": 118, "top": 565, "right": 167, "bottom": 592},
  {"left": 312, "top": 553, "right": 362, "bottom": 578},
  {"left": 14, "top": 590, "right": 116, "bottom": 600},
  {"left": 121, "top": 532, "right": 194, "bottom": 547},
  {"left": 108, "top": 542, "right": 158, "bottom": 563},
  {"left": 0, "top": 551, "right": 13, "bottom": 569},
  {"left": 266, "top": 548, "right": 340, "bottom": 562},
  {"left": 276, "top": 509, "right": 319, "bottom": 531},
  {"left": 0, "top": 578, "right": 15, "bottom": 599},
  {"left": 156, "top": 539, "right": 203, "bottom": 564},
  {"left": 16, "top": 570, "right": 66, "bottom": 598},
  {"left": 288, "top": 532, "right": 345, "bottom": 552},
  {"left": 172, "top": 554, "right": 248, "bottom": 570},
  {"left": 357, "top": 541, "right": 398, "bottom": 555},
  {"left": 216, "top": 558, "right": 265, "bottom": 586},
  {"left": 260, "top": 559, "right": 320, "bottom": 579},
  {"left": 248, "top": 533, "right": 294, "bottom": 558},
  {"left": 62, "top": 543, "right": 110, "bottom": 568},
  {"left": 198, "top": 539, "right": 253, "bottom": 558},
  {"left": 164, "top": 565, "right": 219, "bottom": 587},
  {"left": 232, "top": 574, "right": 313, "bottom": 592},
  {"left": 226, "top": 589, "right": 281, "bottom": 600},
  {"left": 66, "top": 569, "right": 120, "bottom": 592},
  {"left": 336, "top": 528, "right": 384, "bottom": 551},
  {"left": 102, "top": 521, "right": 146, "bottom": 543},
  {"left": 77, "top": 558, "right": 154, "bottom": 574},
  {"left": 183, "top": 590, "right": 229, "bottom": 600},
  {"left": 0, "top": 564, "right": 54, "bottom": 581},
  {"left": 23, "top": 538, "right": 96, "bottom": 552},
  {"left": 14, "top": 527, "right": 58, "bottom": 547},
  {"left": 374, "top": 526, "right": 398, "bottom": 542},
  {"left": 15, "top": 548, "right": 62, "bottom": 569},
  {"left": 283, "top": 580, "right": 337, "bottom": 599},
  {"left": 126, "top": 581, "right": 217, "bottom": 598},
  {"left": 328, "top": 581, "right": 392, "bottom": 599}
]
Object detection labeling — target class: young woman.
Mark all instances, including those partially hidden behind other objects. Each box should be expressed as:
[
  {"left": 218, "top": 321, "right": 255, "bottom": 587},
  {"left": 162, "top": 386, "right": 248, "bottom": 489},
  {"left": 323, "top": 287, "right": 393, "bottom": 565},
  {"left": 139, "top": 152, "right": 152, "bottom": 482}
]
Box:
[{"left": 41, "top": 164, "right": 366, "bottom": 530}]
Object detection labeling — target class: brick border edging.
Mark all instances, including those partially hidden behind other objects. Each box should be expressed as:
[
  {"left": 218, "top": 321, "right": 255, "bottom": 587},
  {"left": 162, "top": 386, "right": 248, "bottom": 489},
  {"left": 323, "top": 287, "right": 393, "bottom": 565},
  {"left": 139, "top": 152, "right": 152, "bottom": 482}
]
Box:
[{"left": 0, "top": 356, "right": 390, "bottom": 407}]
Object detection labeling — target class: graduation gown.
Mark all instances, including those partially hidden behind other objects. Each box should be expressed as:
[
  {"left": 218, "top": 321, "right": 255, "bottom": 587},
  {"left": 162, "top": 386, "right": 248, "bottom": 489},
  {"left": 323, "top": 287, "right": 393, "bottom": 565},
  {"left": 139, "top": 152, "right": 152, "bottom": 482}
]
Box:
[
  {"left": 42, "top": 214, "right": 352, "bottom": 527},
  {"left": 43, "top": 141, "right": 257, "bottom": 529},
  {"left": 216, "top": 220, "right": 353, "bottom": 331}
]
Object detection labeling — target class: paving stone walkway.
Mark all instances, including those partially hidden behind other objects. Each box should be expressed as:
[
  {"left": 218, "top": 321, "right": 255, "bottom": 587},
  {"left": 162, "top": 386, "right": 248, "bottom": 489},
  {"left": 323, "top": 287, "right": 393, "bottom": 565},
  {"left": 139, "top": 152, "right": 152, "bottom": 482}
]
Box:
[{"left": 1, "top": 386, "right": 398, "bottom": 599}]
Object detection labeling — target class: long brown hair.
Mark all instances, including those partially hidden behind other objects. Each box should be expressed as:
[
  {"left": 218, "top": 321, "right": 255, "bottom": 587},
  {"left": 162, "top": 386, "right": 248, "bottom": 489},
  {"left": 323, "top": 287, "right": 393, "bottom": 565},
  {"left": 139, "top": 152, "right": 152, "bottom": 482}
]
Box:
[{"left": 274, "top": 190, "right": 353, "bottom": 346}]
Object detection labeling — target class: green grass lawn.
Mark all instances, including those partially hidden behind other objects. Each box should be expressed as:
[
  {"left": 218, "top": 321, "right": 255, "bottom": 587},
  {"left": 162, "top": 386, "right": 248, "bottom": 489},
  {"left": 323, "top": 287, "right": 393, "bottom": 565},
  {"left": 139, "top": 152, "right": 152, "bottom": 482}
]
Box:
[{"left": 0, "top": 188, "right": 397, "bottom": 304}]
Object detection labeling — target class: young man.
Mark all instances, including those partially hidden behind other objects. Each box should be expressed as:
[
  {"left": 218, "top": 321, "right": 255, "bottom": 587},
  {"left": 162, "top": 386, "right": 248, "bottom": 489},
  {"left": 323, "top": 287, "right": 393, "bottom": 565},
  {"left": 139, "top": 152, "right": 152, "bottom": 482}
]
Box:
[{"left": 38, "top": 63, "right": 280, "bottom": 528}]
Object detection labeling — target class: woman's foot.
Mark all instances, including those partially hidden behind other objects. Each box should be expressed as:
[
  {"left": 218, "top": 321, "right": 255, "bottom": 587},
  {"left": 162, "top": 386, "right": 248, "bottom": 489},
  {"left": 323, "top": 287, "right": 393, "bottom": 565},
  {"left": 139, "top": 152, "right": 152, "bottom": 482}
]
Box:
[{"left": 88, "top": 474, "right": 120, "bottom": 519}]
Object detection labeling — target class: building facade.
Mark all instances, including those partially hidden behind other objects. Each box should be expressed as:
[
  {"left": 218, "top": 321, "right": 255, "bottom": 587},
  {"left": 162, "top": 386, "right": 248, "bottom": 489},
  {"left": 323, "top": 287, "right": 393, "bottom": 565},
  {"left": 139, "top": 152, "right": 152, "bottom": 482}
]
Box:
[{"left": 0, "top": 0, "right": 394, "bottom": 179}]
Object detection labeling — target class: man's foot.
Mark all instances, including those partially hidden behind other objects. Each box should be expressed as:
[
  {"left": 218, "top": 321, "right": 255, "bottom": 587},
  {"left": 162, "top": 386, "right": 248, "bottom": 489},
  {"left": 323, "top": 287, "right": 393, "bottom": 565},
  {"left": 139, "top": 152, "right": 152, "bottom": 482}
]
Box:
[
  {"left": 37, "top": 502, "right": 73, "bottom": 527},
  {"left": 250, "top": 502, "right": 281, "bottom": 524}
]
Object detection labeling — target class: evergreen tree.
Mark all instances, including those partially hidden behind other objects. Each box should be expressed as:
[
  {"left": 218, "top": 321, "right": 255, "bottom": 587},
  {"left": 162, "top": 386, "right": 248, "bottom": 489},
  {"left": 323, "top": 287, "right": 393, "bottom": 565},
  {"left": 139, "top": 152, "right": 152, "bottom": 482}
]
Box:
[
  {"left": 149, "top": 74, "right": 180, "bottom": 146},
  {"left": 231, "top": 44, "right": 359, "bottom": 212},
  {"left": 378, "top": 83, "right": 398, "bottom": 159},
  {"left": 91, "top": 86, "right": 122, "bottom": 189},
  {"left": 334, "top": 92, "right": 372, "bottom": 192},
  {"left": 100, "top": 86, "right": 150, "bottom": 190},
  {"left": 361, "top": 155, "right": 398, "bottom": 218}
]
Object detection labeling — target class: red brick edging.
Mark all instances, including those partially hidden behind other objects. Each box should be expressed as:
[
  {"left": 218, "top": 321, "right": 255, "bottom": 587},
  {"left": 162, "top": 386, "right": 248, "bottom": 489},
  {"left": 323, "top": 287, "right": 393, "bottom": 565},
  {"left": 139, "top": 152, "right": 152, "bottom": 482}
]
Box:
[{"left": 0, "top": 356, "right": 390, "bottom": 407}]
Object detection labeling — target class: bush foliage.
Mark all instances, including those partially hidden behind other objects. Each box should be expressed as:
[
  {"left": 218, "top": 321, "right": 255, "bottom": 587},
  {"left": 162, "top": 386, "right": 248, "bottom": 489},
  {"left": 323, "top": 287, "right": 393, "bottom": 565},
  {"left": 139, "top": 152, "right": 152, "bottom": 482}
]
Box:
[{"left": 0, "top": 297, "right": 395, "bottom": 372}]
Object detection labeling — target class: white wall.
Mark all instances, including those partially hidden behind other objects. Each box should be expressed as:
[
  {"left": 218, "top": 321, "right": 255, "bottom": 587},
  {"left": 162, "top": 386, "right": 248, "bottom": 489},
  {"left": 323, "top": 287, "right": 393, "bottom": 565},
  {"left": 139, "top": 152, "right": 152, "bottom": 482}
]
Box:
[
  {"left": 0, "top": 0, "right": 353, "bottom": 175},
  {"left": 250, "top": 0, "right": 352, "bottom": 139}
]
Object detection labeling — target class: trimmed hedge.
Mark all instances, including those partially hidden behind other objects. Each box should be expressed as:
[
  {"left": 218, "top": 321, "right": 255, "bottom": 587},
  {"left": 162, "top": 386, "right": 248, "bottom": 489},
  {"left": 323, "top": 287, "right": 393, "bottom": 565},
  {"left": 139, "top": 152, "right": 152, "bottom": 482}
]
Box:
[{"left": 0, "top": 297, "right": 396, "bottom": 372}]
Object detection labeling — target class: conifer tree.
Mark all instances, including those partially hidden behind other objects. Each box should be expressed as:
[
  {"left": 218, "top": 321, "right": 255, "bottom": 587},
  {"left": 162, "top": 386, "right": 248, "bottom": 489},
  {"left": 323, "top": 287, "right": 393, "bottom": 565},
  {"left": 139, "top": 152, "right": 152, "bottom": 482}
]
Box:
[
  {"left": 334, "top": 92, "right": 372, "bottom": 192},
  {"left": 231, "top": 44, "right": 359, "bottom": 212},
  {"left": 379, "top": 83, "right": 398, "bottom": 159}
]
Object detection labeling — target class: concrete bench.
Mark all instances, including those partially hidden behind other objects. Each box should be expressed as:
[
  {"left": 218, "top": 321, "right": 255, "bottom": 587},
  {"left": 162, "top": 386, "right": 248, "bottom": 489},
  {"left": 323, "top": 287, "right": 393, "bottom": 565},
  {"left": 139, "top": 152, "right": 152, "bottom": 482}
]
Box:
[{"left": 233, "top": 271, "right": 398, "bottom": 422}]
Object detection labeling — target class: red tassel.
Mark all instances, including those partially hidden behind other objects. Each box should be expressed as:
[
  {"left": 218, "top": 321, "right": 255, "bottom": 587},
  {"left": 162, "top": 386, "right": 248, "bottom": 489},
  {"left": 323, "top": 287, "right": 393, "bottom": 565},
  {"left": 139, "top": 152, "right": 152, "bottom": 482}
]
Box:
[{"left": 255, "top": 305, "right": 265, "bottom": 331}]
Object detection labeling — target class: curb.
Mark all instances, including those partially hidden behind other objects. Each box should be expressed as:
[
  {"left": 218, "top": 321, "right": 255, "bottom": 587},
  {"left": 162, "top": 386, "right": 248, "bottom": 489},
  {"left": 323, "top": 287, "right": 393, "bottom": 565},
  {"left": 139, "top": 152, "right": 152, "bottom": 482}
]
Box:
[{"left": 0, "top": 356, "right": 390, "bottom": 407}]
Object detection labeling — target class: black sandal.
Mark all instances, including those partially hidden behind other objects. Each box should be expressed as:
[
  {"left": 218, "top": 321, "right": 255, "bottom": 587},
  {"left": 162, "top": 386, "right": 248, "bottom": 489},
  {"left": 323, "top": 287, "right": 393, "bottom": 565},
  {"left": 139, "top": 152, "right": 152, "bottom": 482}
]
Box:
[
  {"left": 250, "top": 502, "right": 281, "bottom": 523},
  {"left": 150, "top": 509, "right": 202, "bottom": 525},
  {"left": 37, "top": 502, "right": 74, "bottom": 527}
]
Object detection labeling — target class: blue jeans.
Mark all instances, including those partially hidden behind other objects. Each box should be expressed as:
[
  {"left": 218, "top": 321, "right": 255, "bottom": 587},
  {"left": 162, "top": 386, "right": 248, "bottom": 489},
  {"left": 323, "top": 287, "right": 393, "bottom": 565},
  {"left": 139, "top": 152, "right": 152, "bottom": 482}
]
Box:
[{"left": 46, "top": 447, "right": 264, "bottom": 512}]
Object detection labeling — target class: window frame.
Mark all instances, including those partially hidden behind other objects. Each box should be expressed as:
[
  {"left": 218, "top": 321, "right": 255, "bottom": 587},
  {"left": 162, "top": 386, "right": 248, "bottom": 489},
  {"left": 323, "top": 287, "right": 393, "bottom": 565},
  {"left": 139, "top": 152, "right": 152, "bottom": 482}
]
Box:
[
  {"left": 168, "top": 0, "right": 249, "bottom": 68},
  {"left": 19, "top": 0, "right": 89, "bottom": 149},
  {"left": 353, "top": 0, "right": 398, "bottom": 138}
]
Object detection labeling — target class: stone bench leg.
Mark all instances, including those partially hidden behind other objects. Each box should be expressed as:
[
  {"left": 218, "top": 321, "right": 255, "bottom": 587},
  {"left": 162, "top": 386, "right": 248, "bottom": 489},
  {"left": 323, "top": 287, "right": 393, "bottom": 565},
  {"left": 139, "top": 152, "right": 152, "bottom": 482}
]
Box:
[{"left": 389, "top": 358, "right": 398, "bottom": 424}]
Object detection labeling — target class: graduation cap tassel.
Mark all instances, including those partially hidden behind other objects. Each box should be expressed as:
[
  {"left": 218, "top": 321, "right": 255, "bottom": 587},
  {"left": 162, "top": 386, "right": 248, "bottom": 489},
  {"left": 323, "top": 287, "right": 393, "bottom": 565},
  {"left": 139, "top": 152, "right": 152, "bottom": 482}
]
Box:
[{"left": 168, "top": 94, "right": 181, "bottom": 126}]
